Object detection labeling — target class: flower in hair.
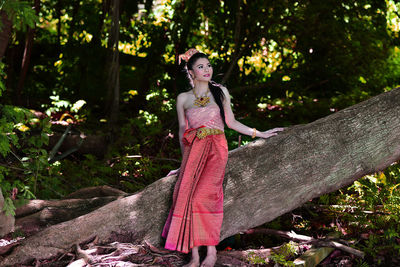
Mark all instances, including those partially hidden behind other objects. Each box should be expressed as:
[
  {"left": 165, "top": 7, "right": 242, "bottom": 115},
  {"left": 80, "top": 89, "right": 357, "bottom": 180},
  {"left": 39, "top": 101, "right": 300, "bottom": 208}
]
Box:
[{"left": 178, "top": 48, "right": 199, "bottom": 64}]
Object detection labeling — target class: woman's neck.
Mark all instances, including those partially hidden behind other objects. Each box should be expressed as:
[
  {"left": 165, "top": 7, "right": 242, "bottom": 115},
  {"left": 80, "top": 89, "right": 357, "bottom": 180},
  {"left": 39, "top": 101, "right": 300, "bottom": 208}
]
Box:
[{"left": 193, "top": 81, "right": 209, "bottom": 95}]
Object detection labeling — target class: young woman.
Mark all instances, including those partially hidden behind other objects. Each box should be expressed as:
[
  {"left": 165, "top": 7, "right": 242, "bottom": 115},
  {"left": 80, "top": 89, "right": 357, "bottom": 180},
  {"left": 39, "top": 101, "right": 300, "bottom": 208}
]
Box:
[{"left": 162, "top": 49, "right": 283, "bottom": 267}]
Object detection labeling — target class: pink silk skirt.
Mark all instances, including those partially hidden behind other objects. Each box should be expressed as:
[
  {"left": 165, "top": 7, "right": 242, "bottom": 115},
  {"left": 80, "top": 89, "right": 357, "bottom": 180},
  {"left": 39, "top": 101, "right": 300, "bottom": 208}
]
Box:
[{"left": 162, "top": 127, "right": 228, "bottom": 253}]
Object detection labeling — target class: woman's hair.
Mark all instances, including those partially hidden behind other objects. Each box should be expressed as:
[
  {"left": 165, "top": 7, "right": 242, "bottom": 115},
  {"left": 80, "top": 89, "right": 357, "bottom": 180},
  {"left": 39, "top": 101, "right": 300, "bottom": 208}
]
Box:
[{"left": 184, "top": 52, "right": 226, "bottom": 124}]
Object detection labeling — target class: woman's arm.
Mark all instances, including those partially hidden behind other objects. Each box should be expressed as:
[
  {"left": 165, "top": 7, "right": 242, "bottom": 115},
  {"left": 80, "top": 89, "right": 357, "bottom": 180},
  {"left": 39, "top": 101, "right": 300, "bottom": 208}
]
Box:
[
  {"left": 221, "top": 87, "right": 284, "bottom": 139},
  {"left": 176, "top": 92, "right": 188, "bottom": 157},
  {"left": 167, "top": 93, "right": 187, "bottom": 177}
]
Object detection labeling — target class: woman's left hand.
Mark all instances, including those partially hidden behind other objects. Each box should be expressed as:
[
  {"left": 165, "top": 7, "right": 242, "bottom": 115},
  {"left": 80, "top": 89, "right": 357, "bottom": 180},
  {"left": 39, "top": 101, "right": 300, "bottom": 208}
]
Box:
[
  {"left": 167, "top": 168, "right": 180, "bottom": 177},
  {"left": 258, "top": 127, "right": 285, "bottom": 139}
]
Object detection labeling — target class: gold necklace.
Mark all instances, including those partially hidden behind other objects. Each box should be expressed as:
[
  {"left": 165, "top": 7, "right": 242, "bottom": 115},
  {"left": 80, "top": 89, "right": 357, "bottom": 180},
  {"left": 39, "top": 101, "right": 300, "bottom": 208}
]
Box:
[{"left": 193, "top": 88, "right": 210, "bottom": 107}]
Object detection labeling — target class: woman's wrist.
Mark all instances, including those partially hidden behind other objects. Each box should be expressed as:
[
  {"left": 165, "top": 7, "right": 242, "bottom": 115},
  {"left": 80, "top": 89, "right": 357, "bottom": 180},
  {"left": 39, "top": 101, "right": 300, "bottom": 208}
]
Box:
[{"left": 251, "top": 128, "right": 257, "bottom": 139}]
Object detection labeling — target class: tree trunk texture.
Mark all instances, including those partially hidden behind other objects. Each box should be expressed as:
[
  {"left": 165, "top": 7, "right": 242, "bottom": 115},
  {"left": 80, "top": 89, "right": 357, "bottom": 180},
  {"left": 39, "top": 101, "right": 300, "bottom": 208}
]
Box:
[
  {"left": 0, "top": 10, "right": 12, "bottom": 60},
  {"left": 2, "top": 88, "right": 400, "bottom": 266},
  {"left": 7, "top": 186, "right": 128, "bottom": 237},
  {"left": 15, "top": 196, "right": 123, "bottom": 236},
  {"left": 15, "top": 0, "right": 40, "bottom": 105},
  {"left": 221, "top": 0, "right": 242, "bottom": 84},
  {"left": 63, "top": 185, "right": 128, "bottom": 199},
  {"left": 105, "top": 0, "right": 120, "bottom": 129}
]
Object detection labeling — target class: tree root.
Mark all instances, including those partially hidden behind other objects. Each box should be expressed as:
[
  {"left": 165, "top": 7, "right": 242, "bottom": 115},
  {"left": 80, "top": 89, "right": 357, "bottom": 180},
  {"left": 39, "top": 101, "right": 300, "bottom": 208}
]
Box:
[
  {"left": 245, "top": 228, "right": 365, "bottom": 258},
  {"left": 36, "top": 239, "right": 187, "bottom": 267}
]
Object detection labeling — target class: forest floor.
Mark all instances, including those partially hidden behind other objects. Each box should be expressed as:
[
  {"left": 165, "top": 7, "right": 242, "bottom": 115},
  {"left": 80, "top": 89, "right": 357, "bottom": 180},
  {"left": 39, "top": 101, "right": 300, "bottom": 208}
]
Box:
[
  {"left": 0, "top": 236, "right": 357, "bottom": 266},
  {"left": 2, "top": 203, "right": 400, "bottom": 266}
]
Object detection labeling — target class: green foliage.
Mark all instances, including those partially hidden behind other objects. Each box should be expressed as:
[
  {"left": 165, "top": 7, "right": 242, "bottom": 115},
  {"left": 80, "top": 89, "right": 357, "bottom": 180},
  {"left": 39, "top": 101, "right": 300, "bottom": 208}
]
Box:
[
  {"left": 36, "top": 89, "right": 178, "bottom": 198},
  {"left": 268, "top": 253, "right": 295, "bottom": 267},
  {"left": 0, "top": 105, "right": 51, "bottom": 214},
  {"left": 2, "top": 196, "right": 14, "bottom": 216},
  {"left": 2, "top": 0, "right": 395, "bottom": 118},
  {"left": 0, "top": 105, "right": 27, "bottom": 157},
  {"left": 246, "top": 251, "right": 267, "bottom": 265},
  {"left": 309, "top": 163, "right": 400, "bottom": 263},
  {"left": 247, "top": 242, "right": 297, "bottom": 266},
  {"left": 0, "top": 0, "right": 38, "bottom": 31},
  {"left": 354, "top": 260, "right": 370, "bottom": 267},
  {"left": 51, "top": 155, "right": 116, "bottom": 197},
  {"left": 41, "top": 93, "right": 87, "bottom": 120},
  {"left": 266, "top": 163, "right": 400, "bottom": 265},
  {"left": 268, "top": 242, "right": 297, "bottom": 267},
  {"left": 0, "top": 61, "right": 5, "bottom": 96}
]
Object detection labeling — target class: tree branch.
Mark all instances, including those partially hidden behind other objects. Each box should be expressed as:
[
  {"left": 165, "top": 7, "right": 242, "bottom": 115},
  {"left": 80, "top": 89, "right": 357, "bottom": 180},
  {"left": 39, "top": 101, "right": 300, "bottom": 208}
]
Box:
[{"left": 245, "top": 228, "right": 364, "bottom": 258}]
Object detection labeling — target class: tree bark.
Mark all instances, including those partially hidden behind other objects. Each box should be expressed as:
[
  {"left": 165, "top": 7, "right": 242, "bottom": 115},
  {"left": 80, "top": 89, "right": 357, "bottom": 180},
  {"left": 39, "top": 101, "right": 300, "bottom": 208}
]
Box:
[
  {"left": 105, "top": 0, "right": 120, "bottom": 129},
  {"left": 1, "top": 186, "right": 128, "bottom": 237},
  {"left": 2, "top": 88, "right": 400, "bottom": 266},
  {"left": 63, "top": 185, "right": 128, "bottom": 199},
  {"left": 0, "top": 10, "right": 13, "bottom": 60},
  {"left": 15, "top": 196, "right": 123, "bottom": 236},
  {"left": 221, "top": 0, "right": 242, "bottom": 85},
  {"left": 15, "top": 0, "right": 40, "bottom": 105}
]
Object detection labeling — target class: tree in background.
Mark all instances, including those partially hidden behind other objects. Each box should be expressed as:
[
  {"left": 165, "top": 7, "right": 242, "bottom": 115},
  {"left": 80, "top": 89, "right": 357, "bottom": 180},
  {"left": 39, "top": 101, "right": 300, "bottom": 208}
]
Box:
[
  {"left": 15, "top": 0, "right": 40, "bottom": 105},
  {"left": 0, "top": 0, "right": 400, "bottom": 204},
  {"left": 105, "top": 0, "right": 121, "bottom": 129},
  {"left": 2, "top": 0, "right": 395, "bottom": 118}
]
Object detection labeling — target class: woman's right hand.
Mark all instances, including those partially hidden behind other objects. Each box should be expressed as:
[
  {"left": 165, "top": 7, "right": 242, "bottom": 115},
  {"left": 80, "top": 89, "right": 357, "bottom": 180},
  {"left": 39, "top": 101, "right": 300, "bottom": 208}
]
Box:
[
  {"left": 258, "top": 127, "right": 285, "bottom": 139},
  {"left": 167, "top": 168, "right": 180, "bottom": 177}
]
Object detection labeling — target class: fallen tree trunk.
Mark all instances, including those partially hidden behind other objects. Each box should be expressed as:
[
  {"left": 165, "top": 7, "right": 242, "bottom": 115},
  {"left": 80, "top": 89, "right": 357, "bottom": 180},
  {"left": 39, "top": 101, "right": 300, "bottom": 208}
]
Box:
[
  {"left": 63, "top": 185, "right": 128, "bottom": 199},
  {"left": 15, "top": 196, "right": 123, "bottom": 235},
  {"left": 2, "top": 88, "right": 400, "bottom": 265},
  {"left": 13, "top": 186, "right": 128, "bottom": 236}
]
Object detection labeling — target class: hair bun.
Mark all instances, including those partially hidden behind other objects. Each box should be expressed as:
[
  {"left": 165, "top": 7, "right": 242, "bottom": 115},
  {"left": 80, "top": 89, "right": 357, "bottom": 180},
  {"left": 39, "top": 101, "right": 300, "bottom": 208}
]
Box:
[{"left": 178, "top": 48, "right": 199, "bottom": 64}]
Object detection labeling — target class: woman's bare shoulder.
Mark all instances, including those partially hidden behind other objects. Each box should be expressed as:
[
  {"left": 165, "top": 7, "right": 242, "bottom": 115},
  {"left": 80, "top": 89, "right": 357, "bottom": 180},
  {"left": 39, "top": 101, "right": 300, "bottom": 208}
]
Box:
[
  {"left": 177, "top": 91, "right": 192, "bottom": 107},
  {"left": 177, "top": 91, "right": 192, "bottom": 99}
]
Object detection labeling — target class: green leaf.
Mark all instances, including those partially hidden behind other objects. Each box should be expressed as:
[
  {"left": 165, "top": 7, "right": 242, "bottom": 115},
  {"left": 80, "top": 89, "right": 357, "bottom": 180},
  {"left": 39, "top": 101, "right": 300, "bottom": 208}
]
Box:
[{"left": 2, "top": 197, "right": 16, "bottom": 217}]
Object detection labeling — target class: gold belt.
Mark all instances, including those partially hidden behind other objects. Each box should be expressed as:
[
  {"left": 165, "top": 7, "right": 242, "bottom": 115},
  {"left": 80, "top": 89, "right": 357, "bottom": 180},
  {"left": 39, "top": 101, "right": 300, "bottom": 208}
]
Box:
[{"left": 196, "top": 128, "right": 224, "bottom": 139}]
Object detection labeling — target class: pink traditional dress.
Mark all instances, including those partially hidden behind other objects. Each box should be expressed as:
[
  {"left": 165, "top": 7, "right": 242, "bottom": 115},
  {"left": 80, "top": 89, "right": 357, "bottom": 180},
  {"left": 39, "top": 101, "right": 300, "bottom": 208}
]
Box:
[{"left": 162, "top": 104, "right": 228, "bottom": 253}]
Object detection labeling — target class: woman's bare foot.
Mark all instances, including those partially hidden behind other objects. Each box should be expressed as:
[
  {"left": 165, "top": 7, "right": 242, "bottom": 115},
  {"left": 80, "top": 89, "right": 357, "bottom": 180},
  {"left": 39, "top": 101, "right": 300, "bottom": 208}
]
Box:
[
  {"left": 183, "top": 259, "right": 200, "bottom": 267},
  {"left": 200, "top": 246, "right": 217, "bottom": 267},
  {"left": 183, "top": 246, "right": 200, "bottom": 267}
]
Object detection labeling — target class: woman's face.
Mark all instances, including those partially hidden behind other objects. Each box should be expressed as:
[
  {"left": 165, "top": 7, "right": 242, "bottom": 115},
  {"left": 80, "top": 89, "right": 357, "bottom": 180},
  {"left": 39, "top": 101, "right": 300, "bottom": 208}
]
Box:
[{"left": 190, "top": 57, "right": 213, "bottom": 83}]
